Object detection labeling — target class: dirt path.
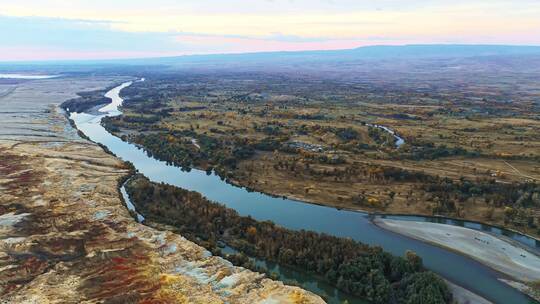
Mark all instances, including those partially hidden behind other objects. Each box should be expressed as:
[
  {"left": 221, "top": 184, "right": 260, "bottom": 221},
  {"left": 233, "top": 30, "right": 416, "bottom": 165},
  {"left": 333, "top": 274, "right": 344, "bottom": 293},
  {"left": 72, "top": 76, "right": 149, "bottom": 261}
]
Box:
[{"left": 503, "top": 160, "right": 540, "bottom": 181}]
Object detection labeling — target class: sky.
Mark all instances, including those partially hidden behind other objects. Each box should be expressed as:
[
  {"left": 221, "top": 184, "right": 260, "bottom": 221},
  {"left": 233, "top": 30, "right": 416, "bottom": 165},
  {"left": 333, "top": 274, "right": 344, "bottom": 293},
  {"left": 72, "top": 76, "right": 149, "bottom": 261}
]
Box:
[{"left": 1, "top": 0, "right": 540, "bottom": 61}]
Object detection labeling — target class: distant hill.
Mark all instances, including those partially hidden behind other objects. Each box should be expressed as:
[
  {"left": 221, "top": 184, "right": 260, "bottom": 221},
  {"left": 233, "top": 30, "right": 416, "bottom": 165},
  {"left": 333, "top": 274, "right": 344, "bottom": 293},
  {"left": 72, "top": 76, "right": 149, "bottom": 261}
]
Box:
[
  {"left": 2, "top": 44, "right": 540, "bottom": 73},
  {"left": 116, "top": 44, "right": 540, "bottom": 65},
  {"left": 348, "top": 44, "right": 540, "bottom": 58}
]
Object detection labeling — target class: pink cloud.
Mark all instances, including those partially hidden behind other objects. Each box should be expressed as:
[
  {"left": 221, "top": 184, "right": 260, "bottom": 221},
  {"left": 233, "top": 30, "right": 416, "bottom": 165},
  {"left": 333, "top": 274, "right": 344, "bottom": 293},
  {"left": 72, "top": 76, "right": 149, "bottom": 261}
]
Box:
[
  {"left": 0, "top": 46, "right": 186, "bottom": 61},
  {"left": 174, "top": 35, "right": 404, "bottom": 54}
]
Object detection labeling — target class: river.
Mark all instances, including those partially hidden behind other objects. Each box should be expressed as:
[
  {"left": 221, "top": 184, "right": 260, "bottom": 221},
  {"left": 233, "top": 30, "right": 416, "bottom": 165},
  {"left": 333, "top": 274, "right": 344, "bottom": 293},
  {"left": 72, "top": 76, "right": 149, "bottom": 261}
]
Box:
[
  {"left": 0, "top": 73, "right": 60, "bottom": 79},
  {"left": 367, "top": 124, "right": 405, "bottom": 147},
  {"left": 69, "top": 80, "right": 537, "bottom": 304}
]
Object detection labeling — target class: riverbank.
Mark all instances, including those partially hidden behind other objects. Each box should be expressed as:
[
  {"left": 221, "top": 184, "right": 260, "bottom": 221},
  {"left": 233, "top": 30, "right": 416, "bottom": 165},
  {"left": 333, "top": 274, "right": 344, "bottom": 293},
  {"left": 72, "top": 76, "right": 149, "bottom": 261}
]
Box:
[
  {"left": 124, "top": 173, "right": 459, "bottom": 304},
  {"left": 219, "top": 175, "right": 540, "bottom": 252},
  {"left": 374, "top": 218, "right": 540, "bottom": 301},
  {"left": 446, "top": 281, "right": 493, "bottom": 304},
  {"left": 0, "top": 77, "right": 323, "bottom": 303},
  {"left": 104, "top": 120, "right": 540, "bottom": 249},
  {"left": 108, "top": 121, "right": 540, "bottom": 241}
]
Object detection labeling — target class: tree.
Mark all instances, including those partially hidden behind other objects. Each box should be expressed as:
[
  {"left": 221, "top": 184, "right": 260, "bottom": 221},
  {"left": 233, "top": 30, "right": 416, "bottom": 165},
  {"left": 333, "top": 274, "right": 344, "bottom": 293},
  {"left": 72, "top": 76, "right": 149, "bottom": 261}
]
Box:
[{"left": 405, "top": 251, "right": 423, "bottom": 272}]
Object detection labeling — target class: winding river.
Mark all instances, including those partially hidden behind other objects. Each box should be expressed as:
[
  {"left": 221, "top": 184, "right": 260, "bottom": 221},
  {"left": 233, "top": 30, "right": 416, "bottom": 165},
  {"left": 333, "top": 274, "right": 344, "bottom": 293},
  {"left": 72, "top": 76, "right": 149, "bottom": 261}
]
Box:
[
  {"left": 70, "top": 80, "right": 538, "bottom": 304},
  {"left": 367, "top": 124, "right": 405, "bottom": 147}
]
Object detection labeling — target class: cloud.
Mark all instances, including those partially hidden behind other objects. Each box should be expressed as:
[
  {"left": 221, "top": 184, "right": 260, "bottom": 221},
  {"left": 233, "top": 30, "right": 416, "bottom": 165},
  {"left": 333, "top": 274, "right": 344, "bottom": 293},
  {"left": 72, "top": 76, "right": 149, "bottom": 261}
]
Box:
[
  {"left": 0, "top": 15, "right": 175, "bottom": 51},
  {"left": 0, "top": 15, "right": 380, "bottom": 60},
  {"left": 1, "top": 0, "right": 540, "bottom": 61}
]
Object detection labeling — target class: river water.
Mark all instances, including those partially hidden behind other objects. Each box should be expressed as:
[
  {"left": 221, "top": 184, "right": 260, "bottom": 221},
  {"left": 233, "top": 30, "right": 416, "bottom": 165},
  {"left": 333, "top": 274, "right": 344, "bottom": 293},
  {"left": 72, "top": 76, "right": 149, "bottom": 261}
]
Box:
[
  {"left": 0, "top": 73, "right": 60, "bottom": 79},
  {"left": 367, "top": 124, "right": 405, "bottom": 147},
  {"left": 70, "top": 81, "right": 537, "bottom": 304}
]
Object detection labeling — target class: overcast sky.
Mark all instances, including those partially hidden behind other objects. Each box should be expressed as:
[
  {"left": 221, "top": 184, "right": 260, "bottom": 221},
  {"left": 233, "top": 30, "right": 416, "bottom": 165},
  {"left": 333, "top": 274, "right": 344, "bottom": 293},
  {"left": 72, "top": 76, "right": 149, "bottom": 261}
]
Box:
[{"left": 1, "top": 0, "right": 539, "bottom": 61}]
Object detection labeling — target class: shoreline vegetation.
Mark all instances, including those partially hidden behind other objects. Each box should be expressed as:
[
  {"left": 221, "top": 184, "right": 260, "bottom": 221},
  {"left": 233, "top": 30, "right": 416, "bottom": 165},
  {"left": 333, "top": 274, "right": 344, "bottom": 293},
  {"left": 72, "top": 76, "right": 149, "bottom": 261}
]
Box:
[
  {"left": 224, "top": 173, "right": 540, "bottom": 248},
  {"left": 106, "top": 125, "right": 540, "bottom": 242},
  {"left": 97, "top": 112, "right": 540, "bottom": 251},
  {"left": 124, "top": 174, "right": 453, "bottom": 304}
]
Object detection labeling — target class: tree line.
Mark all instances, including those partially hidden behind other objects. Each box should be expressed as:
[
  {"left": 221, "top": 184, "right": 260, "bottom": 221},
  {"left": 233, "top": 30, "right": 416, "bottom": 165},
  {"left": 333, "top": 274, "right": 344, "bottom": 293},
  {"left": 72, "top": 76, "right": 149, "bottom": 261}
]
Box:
[{"left": 125, "top": 175, "right": 452, "bottom": 304}]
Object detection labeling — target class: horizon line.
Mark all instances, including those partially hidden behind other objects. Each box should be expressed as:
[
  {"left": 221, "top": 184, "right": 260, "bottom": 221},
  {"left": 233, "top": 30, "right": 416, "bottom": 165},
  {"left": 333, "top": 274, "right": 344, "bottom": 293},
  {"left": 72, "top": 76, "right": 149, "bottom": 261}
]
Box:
[{"left": 1, "top": 43, "right": 540, "bottom": 65}]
